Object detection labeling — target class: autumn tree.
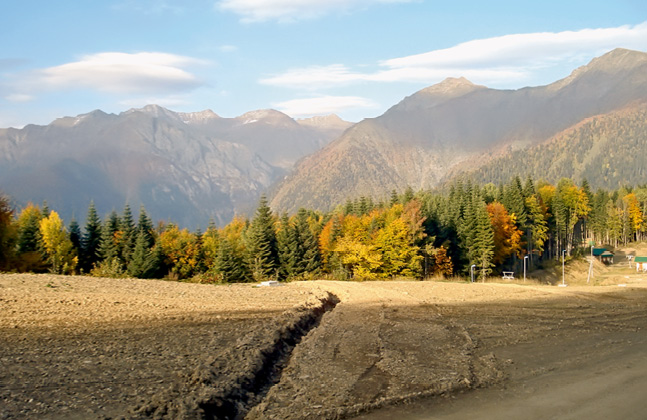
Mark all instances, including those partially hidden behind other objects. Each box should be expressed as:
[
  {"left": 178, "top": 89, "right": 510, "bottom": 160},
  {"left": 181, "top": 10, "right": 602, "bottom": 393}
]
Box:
[
  {"left": 39, "top": 211, "right": 77, "bottom": 274},
  {"left": 159, "top": 224, "right": 200, "bottom": 279},
  {"left": 487, "top": 202, "right": 523, "bottom": 265},
  {"left": 433, "top": 246, "right": 453, "bottom": 277}
]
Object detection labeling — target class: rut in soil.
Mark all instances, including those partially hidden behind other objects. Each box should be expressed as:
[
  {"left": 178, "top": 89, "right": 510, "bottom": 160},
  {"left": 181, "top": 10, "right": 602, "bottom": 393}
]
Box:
[{"left": 197, "top": 292, "right": 340, "bottom": 420}]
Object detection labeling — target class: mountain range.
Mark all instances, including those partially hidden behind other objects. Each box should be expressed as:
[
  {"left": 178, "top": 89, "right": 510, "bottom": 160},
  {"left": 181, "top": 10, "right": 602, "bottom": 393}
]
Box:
[
  {"left": 0, "top": 106, "right": 350, "bottom": 226},
  {"left": 270, "top": 48, "right": 647, "bottom": 212},
  {"left": 1, "top": 48, "right": 646, "bottom": 226}
]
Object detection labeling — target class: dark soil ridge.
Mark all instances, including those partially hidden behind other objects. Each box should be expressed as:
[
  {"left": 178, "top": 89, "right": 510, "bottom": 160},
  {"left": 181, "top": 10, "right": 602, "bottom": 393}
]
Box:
[{"left": 127, "top": 291, "right": 340, "bottom": 420}]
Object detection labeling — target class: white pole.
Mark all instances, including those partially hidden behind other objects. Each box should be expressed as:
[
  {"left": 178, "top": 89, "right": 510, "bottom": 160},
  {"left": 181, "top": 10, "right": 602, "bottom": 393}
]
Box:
[
  {"left": 471, "top": 264, "right": 476, "bottom": 283},
  {"left": 524, "top": 255, "right": 529, "bottom": 282},
  {"left": 561, "top": 249, "right": 567, "bottom": 287}
]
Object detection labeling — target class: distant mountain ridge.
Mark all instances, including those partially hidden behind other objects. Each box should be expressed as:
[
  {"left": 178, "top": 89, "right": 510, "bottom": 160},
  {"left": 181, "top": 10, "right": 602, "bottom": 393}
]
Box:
[
  {"left": 0, "top": 106, "right": 351, "bottom": 227},
  {"left": 270, "top": 48, "right": 647, "bottom": 212}
]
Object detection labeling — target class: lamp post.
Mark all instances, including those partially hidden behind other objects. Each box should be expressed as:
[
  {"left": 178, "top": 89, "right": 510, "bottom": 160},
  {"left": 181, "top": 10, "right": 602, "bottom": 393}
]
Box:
[
  {"left": 471, "top": 264, "right": 476, "bottom": 283},
  {"left": 560, "top": 249, "right": 567, "bottom": 287},
  {"left": 524, "top": 255, "right": 529, "bottom": 283}
]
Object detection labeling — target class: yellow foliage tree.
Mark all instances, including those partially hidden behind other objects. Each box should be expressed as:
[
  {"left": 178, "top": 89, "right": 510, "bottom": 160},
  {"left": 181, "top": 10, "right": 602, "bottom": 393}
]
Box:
[
  {"left": 39, "top": 211, "right": 77, "bottom": 274},
  {"left": 487, "top": 202, "right": 523, "bottom": 264},
  {"left": 159, "top": 225, "right": 200, "bottom": 279}
]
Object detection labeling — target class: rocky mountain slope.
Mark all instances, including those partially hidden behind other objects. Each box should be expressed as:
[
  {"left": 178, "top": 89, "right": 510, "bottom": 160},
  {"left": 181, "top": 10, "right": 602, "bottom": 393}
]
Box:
[
  {"left": 270, "top": 48, "right": 647, "bottom": 212},
  {"left": 0, "top": 106, "right": 351, "bottom": 226}
]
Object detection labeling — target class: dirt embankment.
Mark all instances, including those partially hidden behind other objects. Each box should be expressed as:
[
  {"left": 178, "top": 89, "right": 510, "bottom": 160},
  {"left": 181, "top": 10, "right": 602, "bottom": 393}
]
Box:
[{"left": 2, "top": 273, "right": 647, "bottom": 419}]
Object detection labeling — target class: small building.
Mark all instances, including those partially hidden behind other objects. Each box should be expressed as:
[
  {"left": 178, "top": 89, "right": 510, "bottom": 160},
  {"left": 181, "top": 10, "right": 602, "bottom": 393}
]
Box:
[
  {"left": 600, "top": 251, "right": 614, "bottom": 265},
  {"left": 592, "top": 247, "right": 607, "bottom": 258},
  {"left": 635, "top": 256, "right": 647, "bottom": 272}
]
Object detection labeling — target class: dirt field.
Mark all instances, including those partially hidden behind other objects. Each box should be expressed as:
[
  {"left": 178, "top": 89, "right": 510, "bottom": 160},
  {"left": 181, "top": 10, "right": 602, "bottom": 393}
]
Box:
[{"left": 2, "top": 267, "right": 647, "bottom": 419}]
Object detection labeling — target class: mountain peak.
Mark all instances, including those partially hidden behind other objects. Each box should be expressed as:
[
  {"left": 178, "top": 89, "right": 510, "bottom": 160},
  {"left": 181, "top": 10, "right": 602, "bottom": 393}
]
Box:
[
  {"left": 177, "top": 109, "right": 220, "bottom": 124},
  {"left": 124, "top": 104, "right": 180, "bottom": 120},
  {"left": 418, "top": 77, "right": 484, "bottom": 97},
  {"left": 236, "top": 109, "right": 295, "bottom": 125},
  {"left": 550, "top": 48, "right": 647, "bottom": 90}
]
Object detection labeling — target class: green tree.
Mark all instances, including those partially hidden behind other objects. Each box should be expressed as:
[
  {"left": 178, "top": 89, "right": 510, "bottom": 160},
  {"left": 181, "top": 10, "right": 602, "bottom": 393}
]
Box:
[
  {"left": 81, "top": 202, "right": 102, "bottom": 272},
  {"left": 0, "top": 194, "right": 16, "bottom": 271},
  {"left": 246, "top": 195, "right": 279, "bottom": 280}
]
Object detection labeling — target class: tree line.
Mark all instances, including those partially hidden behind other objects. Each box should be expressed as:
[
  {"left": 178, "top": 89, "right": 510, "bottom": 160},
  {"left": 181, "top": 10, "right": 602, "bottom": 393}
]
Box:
[{"left": 0, "top": 175, "right": 645, "bottom": 281}]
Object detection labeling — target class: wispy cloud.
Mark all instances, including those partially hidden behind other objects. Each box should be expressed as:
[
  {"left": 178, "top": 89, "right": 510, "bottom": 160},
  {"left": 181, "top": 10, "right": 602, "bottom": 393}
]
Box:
[
  {"left": 15, "top": 52, "right": 207, "bottom": 95},
  {"left": 273, "top": 95, "right": 378, "bottom": 116},
  {"left": 261, "top": 22, "right": 647, "bottom": 88},
  {"left": 217, "top": 0, "right": 415, "bottom": 23}
]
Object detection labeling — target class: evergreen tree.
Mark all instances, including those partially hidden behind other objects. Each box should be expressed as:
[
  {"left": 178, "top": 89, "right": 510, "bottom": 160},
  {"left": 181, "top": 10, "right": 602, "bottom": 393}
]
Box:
[
  {"left": 472, "top": 201, "right": 495, "bottom": 280},
  {"left": 217, "top": 238, "right": 249, "bottom": 283},
  {"left": 246, "top": 195, "right": 279, "bottom": 280},
  {"left": 16, "top": 204, "right": 42, "bottom": 254},
  {"left": 68, "top": 218, "right": 81, "bottom": 253},
  {"left": 390, "top": 189, "right": 399, "bottom": 207},
  {"left": 276, "top": 214, "right": 293, "bottom": 279},
  {"left": 128, "top": 230, "right": 152, "bottom": 278},
  {"left": 120, "top": 204, "right": 136, "bottom": 264},
  {"left": 98, "top": 211, "right": 121, "bottom": 263},
  {"left": 0, "top": 194, "right": 16, "bottom": 271},
  {"left": 523, "top": 175, "right": 535, "bottom": 198},
  {"left": 295, "top": 209, "right": 321, "bottom": 275},
  {"left": 81, "top": 201, "right": 102, "bottom": 272},
  {"left": 137, "top": 205, "right": 155, "bottom": 248}
]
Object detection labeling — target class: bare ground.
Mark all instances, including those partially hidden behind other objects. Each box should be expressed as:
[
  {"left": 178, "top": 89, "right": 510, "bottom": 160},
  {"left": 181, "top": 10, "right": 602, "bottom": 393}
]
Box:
[{"left": 1, "top": 270, "right": 647, "bottom": 419}]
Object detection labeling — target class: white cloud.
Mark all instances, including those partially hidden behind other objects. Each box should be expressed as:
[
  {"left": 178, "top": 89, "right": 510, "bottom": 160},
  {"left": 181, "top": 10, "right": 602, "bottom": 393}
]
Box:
[
  {"left": 217, "top": 0, "right": 414, "bottom": 23},
  {"left": 4, "top": 93, "right": 34, "bottom": 102},
  {"left": 261, "top": 22, "right": 647, "bottom": 88},
  {"left": 21, "top": 52, "right": 207, "bottom": 95},
  {"left": 219, "top": 45, "right": 239, "bottom": 53},
  {"left": 273, "top": 95, "right": 379, "bottom": 117}
]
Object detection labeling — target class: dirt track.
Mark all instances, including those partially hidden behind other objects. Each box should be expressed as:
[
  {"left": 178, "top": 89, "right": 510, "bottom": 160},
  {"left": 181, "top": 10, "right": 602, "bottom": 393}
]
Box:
[{"left": 2, "top": 273, "right": 647, "bottom": 419}]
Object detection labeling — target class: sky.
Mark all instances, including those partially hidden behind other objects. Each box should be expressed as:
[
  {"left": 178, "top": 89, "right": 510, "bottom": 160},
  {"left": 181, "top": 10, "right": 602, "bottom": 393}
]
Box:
[{"left": 1, "top": 0, "right": 646, "bottom": 128}]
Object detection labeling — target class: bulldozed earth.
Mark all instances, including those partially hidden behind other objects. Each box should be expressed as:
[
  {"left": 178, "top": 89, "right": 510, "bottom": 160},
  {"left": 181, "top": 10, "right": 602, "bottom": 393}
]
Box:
[{"left": 1, "top": 263, "right": 647, "bottom": 419}]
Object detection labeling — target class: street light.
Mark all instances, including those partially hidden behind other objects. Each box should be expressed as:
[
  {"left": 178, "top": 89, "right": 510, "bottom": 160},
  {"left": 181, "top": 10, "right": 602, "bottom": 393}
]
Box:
[
  {"left": 524, "top": 255, "right": 529, "bottom": 283},
  {"left": 559, "top": 249, "right": 567, "bottom": 287},
  {"left": 471, "top": 264, "right": 476, "bottom": 283}
]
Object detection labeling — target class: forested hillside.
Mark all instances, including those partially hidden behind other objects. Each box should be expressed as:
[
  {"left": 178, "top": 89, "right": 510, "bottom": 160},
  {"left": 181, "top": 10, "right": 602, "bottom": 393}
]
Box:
[{"left": 464, "top": 104, "right": 647, "bottom": 189}]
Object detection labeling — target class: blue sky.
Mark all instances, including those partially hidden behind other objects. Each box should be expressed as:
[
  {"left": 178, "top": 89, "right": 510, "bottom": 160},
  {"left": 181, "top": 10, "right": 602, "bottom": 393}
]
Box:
[{"left": 1, "top": 0, "right": 646, "bottom": 128}]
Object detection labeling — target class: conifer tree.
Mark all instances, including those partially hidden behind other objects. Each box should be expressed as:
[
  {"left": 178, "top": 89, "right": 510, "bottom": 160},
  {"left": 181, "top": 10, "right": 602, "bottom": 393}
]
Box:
[
  {"left": 0, "top": 194, "right": 16, "bottom": 271},
  {"left": 246, "top": 195, "right": 279, "bottom": 280},
  {"left": 68, "top": 218, "right": 81, "bottom": 253},
  {"left": 472, "top": 201, "right": 495, "bottom": 280},
  {"left": 99, "top": 211, "right": 121, "bottom": 263},
  {"left": 81, "top": 201, "right": 102, "bottom": 272},
  {"left": 120, "top": 204, "right": 136, "bottom": 264},
  {"left": 276, "top": 214, "right": 293, "bottom": 279},
  {"left": 217, "top": 237, "right": 249, "bottom": 283},
  {"left": 16, "top": 204, "right": 42, "bottom": 254},
  {"left": 137, "top": 205, "right": 155, "bottom": 248},
  {"left": 295, "top": 209, "right": 321, "bottom": 275},
  {"left": 128, "top": 229, "right": 152, "bottom": 278}
]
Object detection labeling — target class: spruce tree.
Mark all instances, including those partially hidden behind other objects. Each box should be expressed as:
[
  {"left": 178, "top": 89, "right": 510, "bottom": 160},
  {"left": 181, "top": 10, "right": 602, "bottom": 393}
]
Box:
[
  {"left": 81, "top": 201, "right": 102, "bottom": 272},
  {"left": 137, "top": 205, "right": 155, "bottom": 248},
  {"left": 246, "top": 195, "right": 279, "bottom": 280},
  {"left": 98, "top": 211, "right": 121, "bottom": 263},
  {"left": 473, "top": 200, "right": 495, "bottom": 280},
  {"left": 68, "top": 218, "right": 81, "bottom": 254},
  {"left": 276, "top": 214, "right": 292, "bottom": 279},
  {"left": 17, "top": 205, "right": 42, "bottom": 254},
  {"left": 295, "top": 209, "right": 321, "bottom": 275},
  {"left": 217, "top": 238, "right": 248, "bottom": 283},
  {"left": 120, "top": 204, "right": 136, "bottom": 265}
]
